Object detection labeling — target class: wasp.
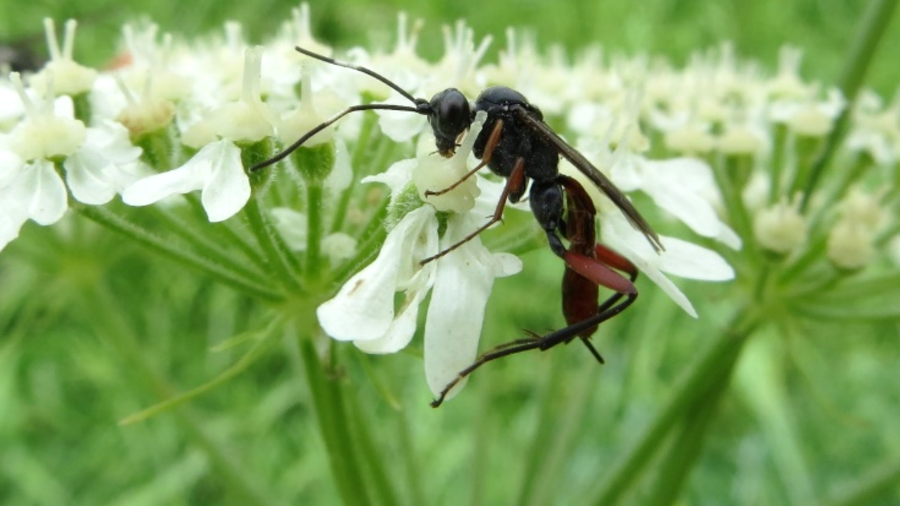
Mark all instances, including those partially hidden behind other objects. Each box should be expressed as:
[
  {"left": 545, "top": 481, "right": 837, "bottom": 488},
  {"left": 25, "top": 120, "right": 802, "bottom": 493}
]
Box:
[
  {"left": 251, "top": 46, "right": 661, "bottom": 405},
  {"left": 430, "top": 176, "right": 639, "bottom": 406}
]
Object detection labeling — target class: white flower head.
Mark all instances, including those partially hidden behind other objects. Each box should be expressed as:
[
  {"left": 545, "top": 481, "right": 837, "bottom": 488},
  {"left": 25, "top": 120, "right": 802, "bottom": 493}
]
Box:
[
  {"left": 122, "top": 47, "right": 273, "bottom": 222},
  {"left": 753, "top": 196, "right": 808, "bottom": 254},
  {"left": 122, "top": 139, "right": 248, "bottom": 222},
  {"left": 318, "top": 113, "right": 522, "bottom": 401},
  {"left": 29, "top": 19, "right": 98, "bottom": 97},
  {"left": 846, "top": 88, "right": 900, "bottom": 166},
  {"left": 602, "top": 212, "right": 735, "bottom": 318},
  {"left": 1, "top": 71, "right": 143, "bottom": 253},
  {"left": 181, "top": 46, "right": 274, "bottom": 148}
]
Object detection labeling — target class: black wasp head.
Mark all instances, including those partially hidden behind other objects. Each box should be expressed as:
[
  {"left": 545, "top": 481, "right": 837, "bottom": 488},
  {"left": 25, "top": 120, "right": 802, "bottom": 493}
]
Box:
[{"left": 426, "top": 88, "right": 471, "bottom": 157}]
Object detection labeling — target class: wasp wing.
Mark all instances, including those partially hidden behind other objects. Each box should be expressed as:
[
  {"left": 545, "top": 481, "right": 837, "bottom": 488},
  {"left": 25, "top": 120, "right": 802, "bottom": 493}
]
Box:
[{"left": 513, "top": 106, "right": 664, "bottom": 253}]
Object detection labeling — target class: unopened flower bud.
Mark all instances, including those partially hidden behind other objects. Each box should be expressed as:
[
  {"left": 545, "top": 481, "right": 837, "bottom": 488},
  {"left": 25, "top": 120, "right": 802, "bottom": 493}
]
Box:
[
  {"left": 788, "top": 105, "right": 834, "bottom": 137},
  {"left": 827, "top": 219, "right": 875, "bottom": 270},
  {"left": 753, "top": 197, "right": 807, "bottom": 254},
  {"left": 664, "top": 123, "right": 715, "bottom": 155},
  {"left": 718, "top": 124, "right": 764, "bottom": 156}
]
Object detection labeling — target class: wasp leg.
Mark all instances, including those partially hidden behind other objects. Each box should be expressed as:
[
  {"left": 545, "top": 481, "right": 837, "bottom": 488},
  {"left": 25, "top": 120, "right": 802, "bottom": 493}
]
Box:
[
  {"left": 419, "top": 156, "right": 526, "bottom": 265},
  {"left": 431, "top": 336, "right": 544, "bottom": 408}
]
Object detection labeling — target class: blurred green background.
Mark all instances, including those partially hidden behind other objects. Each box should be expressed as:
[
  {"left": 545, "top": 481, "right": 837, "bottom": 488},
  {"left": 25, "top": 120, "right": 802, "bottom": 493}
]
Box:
[
  {"left": 2, "top": 0, "right": 898, "bottom": 505},
  {"left": 2, "top": 0, "right": 899, "bottom": 93}
]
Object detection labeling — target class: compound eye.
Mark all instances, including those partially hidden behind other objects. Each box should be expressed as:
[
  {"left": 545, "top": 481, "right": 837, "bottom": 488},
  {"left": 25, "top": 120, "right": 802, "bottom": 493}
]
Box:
[{"left": 430, "top": 88, "right": 471, "bottom": 140}]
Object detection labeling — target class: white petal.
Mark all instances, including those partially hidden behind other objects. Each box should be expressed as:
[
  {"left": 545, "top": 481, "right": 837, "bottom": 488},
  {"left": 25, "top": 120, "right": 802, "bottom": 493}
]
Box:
[
  {"left": 716, "top": 223, "right": 743, "bottom": 250},
  {"left": 602, "top": 213, "right": 698, "bottom": 317},
  {"left": 87, "top": 121, "right": 143, "bottom": 164},
  {"left": 424, "top": 217, "right": 517, "bottom": 400},
  {"left": 638, "top": 262, "right": 698, "bottom": 318},
  {"left": 64, "top": 149, "right": 117, "bottom": 205},
  {"left": 23, "top": 160, "right": 68, "bottom": 225},
  {"left": 270, "top": 207, "right": 308, "bottom": 251},
  {"left": 0, "top": 148, "right": 25, "bottom": 189},
  {"left": 324, "top": 137, "right": 352, "bottom": 194},
  {"left": 375, "top": 94, "right": 426, "bottom": 142},
  {"left": 317, "top": 207, "right": 436, "bottom": 342},
  {"left": 354, "top": 280, "right": 430, "bottom": 354},
  {"left": 0, "top": 195, "right": 28, "bottom": 251},
  {"left": 655, "top": 236, "right": 736, "bottom": 281},
  {"left": 609, "top": 153, "right": 644, "bottom": 192},
  {"left": 123, "top": 158, "right": 210, "bottom": 207},
  {"left": 362, "top": 158, "right": 415, "bottom": 196},
  {"left": 200, "top": 140, "right": 250, "bottom": 222},
  {"left": 640, "top": 158, "right": 723, "bottom": 239}
]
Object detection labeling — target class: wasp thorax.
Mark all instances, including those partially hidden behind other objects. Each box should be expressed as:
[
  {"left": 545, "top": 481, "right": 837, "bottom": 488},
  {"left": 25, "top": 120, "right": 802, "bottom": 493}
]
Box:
[{"left": 428, "top": 88, "right": 471, "bottom": 156}]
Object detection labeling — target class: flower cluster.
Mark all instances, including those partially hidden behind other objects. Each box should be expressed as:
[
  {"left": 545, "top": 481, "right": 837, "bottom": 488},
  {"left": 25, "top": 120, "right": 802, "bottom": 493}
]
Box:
[{"left": 2, "top": 4, "right": 897, "bottom": 401}]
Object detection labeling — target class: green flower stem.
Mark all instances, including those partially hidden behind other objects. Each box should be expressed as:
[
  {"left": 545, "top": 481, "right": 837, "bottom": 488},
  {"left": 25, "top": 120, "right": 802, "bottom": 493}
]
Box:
[
  {"left": 243, "top": 195, "right": 304, "bottom": 294},
  {"left": 642, "top": 369, "right": 731, "bottom": 506},
  {"left": 72, "top": 92, "right": 92, "bottom": 124},
  {"left": 331, "top": 112, "right": 378, "bottom": 234},
  {"left": 715, "top": 158, "right": 757, "bottom": 254},
  {"left": 396, "top": 410, "right": 426, "bottom": 506},
  {"left": 298, "top": 334, "right": 373, "bottom": 506},
  {"left": 147, "top": 206, "right": 267, "bottom": 283},
  {"left": 518, "top": 358, "right": 596, "bottom": 506},
  {"left": 790, "top": 136, "right": 822, "bottom": 196},
  {"left": 330, "top": 201, "right": 388, "bottom": 288},
  {"left": 216, "top": 219, "right": 270, "bottom": 270},
  {"left": 769, "top": 124, "right": 788, "bottom": 203},
  {"left": 87, "top": 284, "right": 275, "bottom": 506},
  {"left": 78, "top": 206, "right": 283, "bottom": 302},
  {"left": 800, "top": 0, "right": 898, "bottom": 211},
  {"left": 306, "top": 183, "right": 324, "bottom": 282},
  {"left": 136, "top": 126, "right": 177, "bottom": 172},
  {"left": 343, "top": 388, "right": 401, "bottom": 506},
  {"left": 179, "top": 193, "right": 272, "bottom": 270},
  {"left": 778, "top": 235, "right": 829, "bottom": 286},
  {"left": 824, "top": 452, "right": 900, "bottom": 506},
  {"left": 590, "top": 308, "right": 760, "bottom": 506}
]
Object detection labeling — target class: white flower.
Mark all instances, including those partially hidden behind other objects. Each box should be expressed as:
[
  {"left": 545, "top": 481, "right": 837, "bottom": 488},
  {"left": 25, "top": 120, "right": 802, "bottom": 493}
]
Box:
[
  {"left": 0, "top": 72, "right": 142, "bottom": 253},
  {"left": 316, "top": 112, "right": 522, "bottom": 401},
  {"left": 122, "top": 46, "right": 271, "bottom": 222},
  {"left": 29, "top": 19, "right": 97, "bottom": 97},
  {"left": 65, "top": 120, "right": 144, "bottom": 205},
  {"left": 602, "top": 212, "right": 735, "bottom": 318},
  {"left": 611, "top": 156, "right": 742, "bottom": 249},
  {"left": 563, "top": 125, "right": 735, "bottom": 316},
  {"left": 0, "top": 155, "right": 67, "bottom": 251},
  {"left": 122, "top": 139, "right": 248, "bottom": 222},
  {"left": 846, "top": 89, "right": 900, "bottom": 166}
]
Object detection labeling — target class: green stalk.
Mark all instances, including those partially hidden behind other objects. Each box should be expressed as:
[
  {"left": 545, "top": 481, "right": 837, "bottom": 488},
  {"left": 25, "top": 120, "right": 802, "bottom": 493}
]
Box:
[
  {"left": 299, "top": 336, "right": 373, "bottom": 506},
  {"left": 396, "top": 411, "right": 425, "bottom": 506},
  {"left": 800, "top": 0, "right": 898, "bottom": 211},
  {"left": 243, "top": 195, "right": 304, "bottom": 294},
  {"left": 520, "top": 359, "right": 595, "bottom": 506},
  {"left": 331, "top": 112, "right": 378, "bottom": 234},
  {"left": 306, "top": 183, "right": 324, "bottom": 282},
  {"left": 824, "top": 453, "right": 900, "bottom": 506},
  {"left": 343, "top": 391, "right": 402, "bottom": 506},
  {"left": 147, "top": 206, "right": 267, "bottom": 283},
  {"left": 590, "top": 308, "right": 760, "bottom": 506},
  {"left": 768, "top": 124, "right": 788, "bottom": 203},
  {"left": 713, "top": 158, "right": 757, "bottom": 255},
  {"left": 642, "top": 372, "right": 731, "bottom": 506},
  {"left": 330, "top": 202, "right": 389, "bottom": 288},
  {"left": 87, "top": 284, "right": 275, "bottom": 506},
  {"left": 78, "top": 206, "right": 283, "bottom": 302}
]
